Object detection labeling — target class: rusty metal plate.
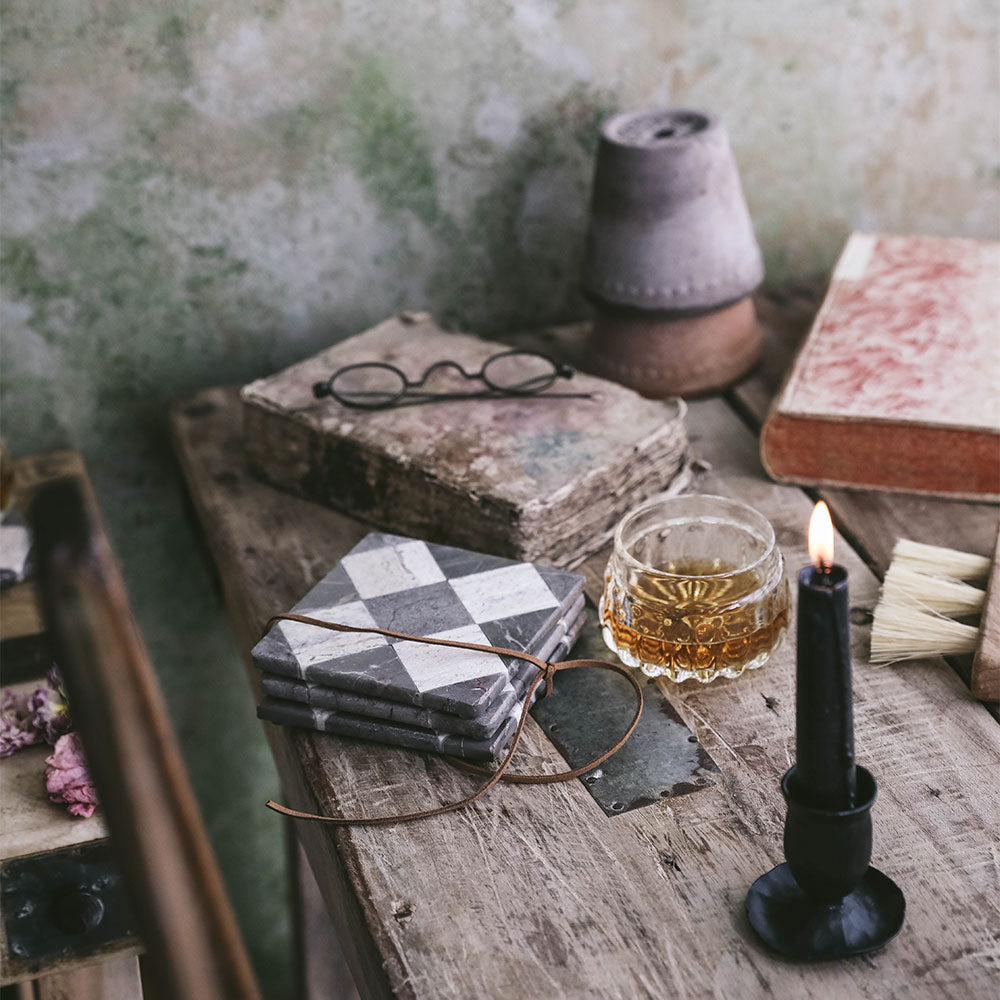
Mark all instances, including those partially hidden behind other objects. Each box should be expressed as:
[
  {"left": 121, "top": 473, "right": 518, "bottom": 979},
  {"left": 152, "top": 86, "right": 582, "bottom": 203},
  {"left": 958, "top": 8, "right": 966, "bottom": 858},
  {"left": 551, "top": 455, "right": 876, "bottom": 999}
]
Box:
[{"left": 531, "top": 608, "right": 720, "bottom": 816}]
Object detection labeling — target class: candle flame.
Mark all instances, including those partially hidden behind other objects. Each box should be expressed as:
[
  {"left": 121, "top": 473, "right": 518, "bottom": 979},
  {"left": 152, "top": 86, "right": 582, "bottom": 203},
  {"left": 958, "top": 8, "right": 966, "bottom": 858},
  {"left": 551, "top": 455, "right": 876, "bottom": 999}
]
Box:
[{"left": 808, "top": 501, "right": 835, "bottom": 570}]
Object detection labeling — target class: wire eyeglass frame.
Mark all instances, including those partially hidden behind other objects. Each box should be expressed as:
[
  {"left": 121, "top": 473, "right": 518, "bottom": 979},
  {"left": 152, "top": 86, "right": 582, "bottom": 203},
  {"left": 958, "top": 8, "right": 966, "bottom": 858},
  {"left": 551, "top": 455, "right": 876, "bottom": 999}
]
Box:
[{"left": 312, "top": 349, "right": 592, "bottom": 410}]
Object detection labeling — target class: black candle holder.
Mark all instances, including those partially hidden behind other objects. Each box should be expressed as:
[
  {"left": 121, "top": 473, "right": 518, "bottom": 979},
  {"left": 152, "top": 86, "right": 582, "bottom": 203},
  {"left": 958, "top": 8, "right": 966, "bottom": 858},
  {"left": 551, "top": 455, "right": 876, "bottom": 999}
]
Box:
[{"left": 746, "top": 765, "right": 905, "bottom": 960}]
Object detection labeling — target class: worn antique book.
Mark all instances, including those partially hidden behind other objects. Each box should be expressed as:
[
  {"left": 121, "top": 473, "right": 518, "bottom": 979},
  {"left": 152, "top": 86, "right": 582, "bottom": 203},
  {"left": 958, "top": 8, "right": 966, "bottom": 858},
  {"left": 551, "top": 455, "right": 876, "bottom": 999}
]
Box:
[
  {"left": 241, "top": 313, "right": 689, "bottom": 566},
  {"left": 761, "top": 233, "right": 1000, "bottom": 499}
]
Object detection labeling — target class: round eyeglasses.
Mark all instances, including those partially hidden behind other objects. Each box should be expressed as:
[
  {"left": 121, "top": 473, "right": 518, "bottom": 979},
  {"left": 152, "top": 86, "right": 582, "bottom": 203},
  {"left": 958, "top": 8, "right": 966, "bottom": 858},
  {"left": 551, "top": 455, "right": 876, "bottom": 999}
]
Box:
[{"left": 312, "top": 350, "right": 591, "bottom": 410}]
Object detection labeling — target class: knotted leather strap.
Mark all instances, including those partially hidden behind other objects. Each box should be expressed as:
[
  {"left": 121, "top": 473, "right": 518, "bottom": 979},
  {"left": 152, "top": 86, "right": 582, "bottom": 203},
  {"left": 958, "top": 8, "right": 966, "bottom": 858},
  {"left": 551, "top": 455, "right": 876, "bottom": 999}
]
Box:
[{"left": 259, "top": 612, "right": 643, "bottom": 826}]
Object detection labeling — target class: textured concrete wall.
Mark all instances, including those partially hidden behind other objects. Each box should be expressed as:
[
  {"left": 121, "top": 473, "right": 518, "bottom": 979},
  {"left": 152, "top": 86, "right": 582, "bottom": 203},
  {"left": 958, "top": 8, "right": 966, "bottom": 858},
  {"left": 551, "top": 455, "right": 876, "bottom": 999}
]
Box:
[
  {"left": 4, "top": 2, "right": 998, "bottom": 454},
  {"left": 2, "top": 2, "right": 997, "bottom": 995}
]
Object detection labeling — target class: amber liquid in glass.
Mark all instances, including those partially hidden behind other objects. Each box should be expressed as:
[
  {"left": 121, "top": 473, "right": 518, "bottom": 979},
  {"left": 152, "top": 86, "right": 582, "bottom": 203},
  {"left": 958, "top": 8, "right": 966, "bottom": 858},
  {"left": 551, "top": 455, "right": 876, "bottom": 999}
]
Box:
[{"left": 601, "top": 558, "right": 788, "bottom": 682}]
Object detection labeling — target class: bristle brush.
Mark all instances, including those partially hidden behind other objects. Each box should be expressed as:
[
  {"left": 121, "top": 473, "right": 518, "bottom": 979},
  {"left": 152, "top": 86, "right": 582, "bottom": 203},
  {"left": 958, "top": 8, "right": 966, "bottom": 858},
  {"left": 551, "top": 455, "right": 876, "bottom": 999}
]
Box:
[{"left": 870, "top": 533, "right": 1000, "bottom": 702}]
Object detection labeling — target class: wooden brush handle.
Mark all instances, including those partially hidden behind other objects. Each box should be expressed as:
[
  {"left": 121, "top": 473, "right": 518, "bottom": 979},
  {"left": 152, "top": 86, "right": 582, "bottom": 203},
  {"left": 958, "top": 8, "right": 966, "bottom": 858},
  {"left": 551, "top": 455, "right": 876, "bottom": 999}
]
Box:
[{"left": 971, "top": 528, "right": 1000, "bottom": 702}]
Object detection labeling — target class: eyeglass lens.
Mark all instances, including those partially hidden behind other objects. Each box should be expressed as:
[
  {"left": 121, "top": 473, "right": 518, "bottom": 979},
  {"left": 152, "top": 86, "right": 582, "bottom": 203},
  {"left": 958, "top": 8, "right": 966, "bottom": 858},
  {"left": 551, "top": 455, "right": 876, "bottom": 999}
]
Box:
[
  {"left": 481, "top": 353, "right": 559, "bottom": 394},
  {"left": 331, "top": 363, "right": 407, "bottom": 408}
]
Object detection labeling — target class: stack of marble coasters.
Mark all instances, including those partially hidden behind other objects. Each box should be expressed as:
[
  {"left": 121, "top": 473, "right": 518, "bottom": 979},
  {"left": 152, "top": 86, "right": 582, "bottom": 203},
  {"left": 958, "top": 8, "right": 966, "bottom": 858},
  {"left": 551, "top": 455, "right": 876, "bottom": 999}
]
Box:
[{"left": 251, "top": 533, "right": 586, "bottom": 761}]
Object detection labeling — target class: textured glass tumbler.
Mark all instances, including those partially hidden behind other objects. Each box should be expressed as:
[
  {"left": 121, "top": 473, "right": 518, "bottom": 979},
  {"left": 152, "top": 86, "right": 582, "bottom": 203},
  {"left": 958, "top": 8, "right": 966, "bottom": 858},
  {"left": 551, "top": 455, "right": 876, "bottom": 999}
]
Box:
[{"left": 600, "top": 494, "right": 789, "bottom": 683}]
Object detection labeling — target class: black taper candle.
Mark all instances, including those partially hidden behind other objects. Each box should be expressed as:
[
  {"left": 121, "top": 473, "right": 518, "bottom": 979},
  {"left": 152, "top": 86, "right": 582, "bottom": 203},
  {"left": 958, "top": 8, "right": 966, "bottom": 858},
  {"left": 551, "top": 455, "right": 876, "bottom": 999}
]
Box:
[{"left": 792, "top": 564, "right": 857, "bottom": 810}]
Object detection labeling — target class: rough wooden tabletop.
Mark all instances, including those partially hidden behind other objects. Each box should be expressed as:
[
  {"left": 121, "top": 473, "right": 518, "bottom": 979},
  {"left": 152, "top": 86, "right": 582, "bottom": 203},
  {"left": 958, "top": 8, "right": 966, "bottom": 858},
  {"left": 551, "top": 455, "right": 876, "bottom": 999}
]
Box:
[{"left": 171, "top": 294, "right": 999, "bottom": 1000}]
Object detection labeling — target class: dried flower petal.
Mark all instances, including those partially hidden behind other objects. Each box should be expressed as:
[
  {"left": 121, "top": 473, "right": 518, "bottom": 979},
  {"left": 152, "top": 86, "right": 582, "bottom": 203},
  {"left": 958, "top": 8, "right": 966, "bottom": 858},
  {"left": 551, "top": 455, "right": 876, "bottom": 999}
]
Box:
[
  {"left": 45, "top": 732, "right": 98, "bottom": 819},
  {"left": 29, "top": 683, "right": 71, "bottom": 745},
  {"left": 0, "top": 688, "right": 43, "bottom": 757},
  {"left": 0, "top": 668, "right": 73, "bottom": 757}
]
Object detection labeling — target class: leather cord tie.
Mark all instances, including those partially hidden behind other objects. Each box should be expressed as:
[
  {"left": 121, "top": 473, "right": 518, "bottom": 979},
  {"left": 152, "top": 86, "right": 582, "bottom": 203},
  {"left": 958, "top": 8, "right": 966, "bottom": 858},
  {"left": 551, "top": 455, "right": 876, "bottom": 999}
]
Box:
[{"left": 259, "top": 612, "right": 644, "bottom": 826}]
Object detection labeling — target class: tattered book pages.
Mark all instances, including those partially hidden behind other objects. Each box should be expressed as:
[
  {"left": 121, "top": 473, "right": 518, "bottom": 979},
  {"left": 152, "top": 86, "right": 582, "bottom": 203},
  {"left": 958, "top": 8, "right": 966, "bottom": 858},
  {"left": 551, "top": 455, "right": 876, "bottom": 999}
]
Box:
[{"left": 241, "top": 313, "right": 689, "bottom": 567}]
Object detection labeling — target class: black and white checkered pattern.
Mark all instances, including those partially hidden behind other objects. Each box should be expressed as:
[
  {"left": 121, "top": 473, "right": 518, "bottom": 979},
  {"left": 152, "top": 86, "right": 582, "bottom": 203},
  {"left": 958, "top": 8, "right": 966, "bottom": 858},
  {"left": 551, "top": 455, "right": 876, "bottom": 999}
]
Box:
[
  {"left": 252, "top": 533, "right": 584, "bottom": 719},
  {"left": 256, "top": 608, "right": 588, "bottom": 762},
  {"left": 258, "top": 592, "right": 587, "bottom": 738}
]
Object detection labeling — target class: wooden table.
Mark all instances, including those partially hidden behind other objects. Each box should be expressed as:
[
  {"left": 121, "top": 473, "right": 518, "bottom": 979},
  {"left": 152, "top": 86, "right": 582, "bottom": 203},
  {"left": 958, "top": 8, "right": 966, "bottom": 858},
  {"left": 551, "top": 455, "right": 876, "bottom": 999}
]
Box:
[{"left": 171, "top": 293, "right": 1000, "bottom": 1000}]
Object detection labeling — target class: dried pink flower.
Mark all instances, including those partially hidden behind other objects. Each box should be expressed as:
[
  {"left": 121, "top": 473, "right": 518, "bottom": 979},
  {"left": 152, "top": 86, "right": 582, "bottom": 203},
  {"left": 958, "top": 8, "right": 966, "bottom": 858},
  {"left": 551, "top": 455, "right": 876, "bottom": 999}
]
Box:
[
  {"left": 0, "top": 667, "right": 73, "bottom": 757},
  {"left": 29, "top": 681, "right": 71, "bottom": 745},
  {"left": 45, "top": 732, "right": 98, "bottom": 819},
  {"left": 0, "top": 688, "right": 44, "bottom": 757}
]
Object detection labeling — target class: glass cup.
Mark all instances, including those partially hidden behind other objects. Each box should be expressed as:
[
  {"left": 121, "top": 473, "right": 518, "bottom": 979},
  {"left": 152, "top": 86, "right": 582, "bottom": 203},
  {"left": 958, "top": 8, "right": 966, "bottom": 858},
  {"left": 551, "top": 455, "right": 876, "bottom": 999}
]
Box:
[{"left": 600, "top": 494, "right": 789, "bottom": 683}]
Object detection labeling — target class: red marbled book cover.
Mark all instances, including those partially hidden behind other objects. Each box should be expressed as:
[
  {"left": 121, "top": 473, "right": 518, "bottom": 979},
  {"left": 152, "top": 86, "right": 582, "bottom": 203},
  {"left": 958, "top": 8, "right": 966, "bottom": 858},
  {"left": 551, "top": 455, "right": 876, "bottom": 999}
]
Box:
[{"left": 761, "top": 233, "right": 1000, "bottom": 499}]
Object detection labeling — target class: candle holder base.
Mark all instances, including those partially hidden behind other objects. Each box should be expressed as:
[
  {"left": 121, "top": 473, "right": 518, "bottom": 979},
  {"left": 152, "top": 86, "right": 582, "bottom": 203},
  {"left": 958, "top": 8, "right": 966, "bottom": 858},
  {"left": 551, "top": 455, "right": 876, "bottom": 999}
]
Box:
[{"left": 746, "top": 862, "right": 905, "bottom": 961}]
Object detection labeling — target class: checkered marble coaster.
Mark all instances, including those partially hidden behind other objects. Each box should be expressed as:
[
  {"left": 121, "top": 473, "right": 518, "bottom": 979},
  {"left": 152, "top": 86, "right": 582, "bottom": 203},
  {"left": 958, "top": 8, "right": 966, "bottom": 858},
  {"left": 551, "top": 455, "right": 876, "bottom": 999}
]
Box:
[
  {"left": 259, "top": 593, "right": 586, "bottom": 739},
  {"left": 256, "top": 608, "right": 587, "bottom": 761},
  {"left": 252, "top": 533, "right": 585, "bottom": 719}
]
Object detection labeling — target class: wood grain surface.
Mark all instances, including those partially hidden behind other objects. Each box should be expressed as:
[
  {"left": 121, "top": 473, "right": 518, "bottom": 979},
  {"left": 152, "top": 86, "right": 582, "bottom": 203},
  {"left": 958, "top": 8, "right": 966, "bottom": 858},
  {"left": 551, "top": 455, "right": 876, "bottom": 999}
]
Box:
[
  {"left": 171, "top": 379, "right": 1000, "bottom": 1000},
  {"left": 971, "top": 531, "right": 1000, "bottom": 702},
  {"left": 31, "top": 955, "right": 143, "bottom": 1000}
]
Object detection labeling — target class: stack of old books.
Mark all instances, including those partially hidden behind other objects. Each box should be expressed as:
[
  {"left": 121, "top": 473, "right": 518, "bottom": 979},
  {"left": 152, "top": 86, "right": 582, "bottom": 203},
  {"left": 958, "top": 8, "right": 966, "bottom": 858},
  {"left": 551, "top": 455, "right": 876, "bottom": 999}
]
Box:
[{"left": 251, "top": 532, "right": 586, "bottom": 761}]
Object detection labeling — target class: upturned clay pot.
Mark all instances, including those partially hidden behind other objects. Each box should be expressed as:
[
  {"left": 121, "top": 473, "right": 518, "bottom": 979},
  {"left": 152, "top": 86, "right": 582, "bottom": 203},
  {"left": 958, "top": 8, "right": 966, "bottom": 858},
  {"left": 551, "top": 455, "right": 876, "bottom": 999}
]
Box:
[
  {"left": 582, "top": 108, "right": 764, "bottom": 312},
  {"left": 589, "top": 299, "right": 760, "bottom": 398}
]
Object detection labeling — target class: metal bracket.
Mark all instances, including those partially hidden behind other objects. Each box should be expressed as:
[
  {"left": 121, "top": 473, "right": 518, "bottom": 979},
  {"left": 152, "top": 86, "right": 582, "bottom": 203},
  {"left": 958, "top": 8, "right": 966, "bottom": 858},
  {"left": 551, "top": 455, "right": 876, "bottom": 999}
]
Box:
[{"left": 2, "top": 839, "right": 139, "bottom": 977}]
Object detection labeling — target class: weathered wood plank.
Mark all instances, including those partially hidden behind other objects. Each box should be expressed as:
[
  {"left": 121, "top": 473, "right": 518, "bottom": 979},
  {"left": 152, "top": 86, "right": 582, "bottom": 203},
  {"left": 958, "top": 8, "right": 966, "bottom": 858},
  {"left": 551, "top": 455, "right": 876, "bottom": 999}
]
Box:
[
  {"left": 33, "top": 955, "right": 143, "bottom": 1000},
  {"left": 170, "top": 393, "right": 394, "bottom": 1000},
  {"left": 289, "top": 832, "right": 360, "bottom": 1000},
  {"left": 30, "top": 470, "right": 259, "bottom": 999},
  {"left": 172, "top": 386, "right": 1000, "bottom": 1000}
]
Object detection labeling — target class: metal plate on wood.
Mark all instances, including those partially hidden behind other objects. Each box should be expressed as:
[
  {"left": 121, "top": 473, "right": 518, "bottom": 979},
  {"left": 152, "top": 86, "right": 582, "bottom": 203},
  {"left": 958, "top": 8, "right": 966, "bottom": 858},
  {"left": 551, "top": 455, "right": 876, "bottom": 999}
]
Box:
[
  {"left": 531, "top": 609, "right": 720, "bottom": 816},
  {"left": 2, "top": 839, "right": 139, "bottom": 975}
]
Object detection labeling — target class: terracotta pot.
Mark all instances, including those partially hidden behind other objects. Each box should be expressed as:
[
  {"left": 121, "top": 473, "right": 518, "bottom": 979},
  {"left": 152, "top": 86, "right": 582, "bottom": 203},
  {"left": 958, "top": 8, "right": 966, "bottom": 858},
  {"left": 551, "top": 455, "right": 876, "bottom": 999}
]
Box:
[
  {"left": 588, "top": 298, "right": 761, "bottom": 399},
  {"left": 583, "top": 108, "right": 764, "bottom": 313}
]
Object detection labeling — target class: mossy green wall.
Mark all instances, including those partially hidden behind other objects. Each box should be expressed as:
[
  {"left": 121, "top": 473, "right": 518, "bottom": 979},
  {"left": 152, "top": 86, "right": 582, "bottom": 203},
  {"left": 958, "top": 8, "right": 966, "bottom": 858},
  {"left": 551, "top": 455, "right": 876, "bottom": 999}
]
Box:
[{"left": 2, "top": 2, "right": 997, "bottom": 994}]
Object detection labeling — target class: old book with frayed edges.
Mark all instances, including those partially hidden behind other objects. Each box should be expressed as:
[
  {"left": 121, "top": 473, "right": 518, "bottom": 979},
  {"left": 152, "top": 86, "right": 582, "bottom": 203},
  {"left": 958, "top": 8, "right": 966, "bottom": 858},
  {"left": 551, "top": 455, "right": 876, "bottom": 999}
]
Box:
[
  {"left": 241, "top": 313, "right": 689, "bottom": 567},
  {"left": 761, "top": 233, "right": 1000, "bottom": 500}
]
